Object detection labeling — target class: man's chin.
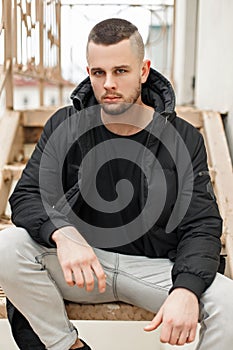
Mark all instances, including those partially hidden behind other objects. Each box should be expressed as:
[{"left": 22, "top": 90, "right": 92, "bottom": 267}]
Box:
[{"left": 102, "top": 102, "right": 133, "bottom": 116}]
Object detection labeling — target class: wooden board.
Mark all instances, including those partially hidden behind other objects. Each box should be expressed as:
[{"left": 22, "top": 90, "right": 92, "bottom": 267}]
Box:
[
  {"left": 202, "top": 111, "right": 233, "bottom": 277},
  {"left": 22, "top": 108, "right": 57, "bottom": 127}
]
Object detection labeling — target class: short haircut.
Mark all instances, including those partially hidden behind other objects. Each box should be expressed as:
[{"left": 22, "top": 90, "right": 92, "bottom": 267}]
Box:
[{"left": 86, "top": 18, "right": 145, "bottom": 62}]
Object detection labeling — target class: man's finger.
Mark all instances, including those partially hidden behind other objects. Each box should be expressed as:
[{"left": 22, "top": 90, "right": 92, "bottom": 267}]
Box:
[
  {"left": 91, "top": 260, "right": 106, "bottom": 293},
  {"left": 167, "top": 326, "right": 183, "bottom": 345},
  {"left": 144, "top": 309, "right": 163, "bottom": 332},
  {"left": 72, "top": 267, "right": 85, "bottom": 288},
  {"left": 159, "top": 321, "right": 173, "bottom": 343},
  {"left": 80, "top": 265, "right": 95, "bottom": 292},
  {"left": 186, "top": 326, "right": 197, "bottom": 343},
  {"left": 62, "top": 265, "right": 75, "bottom": 286}
]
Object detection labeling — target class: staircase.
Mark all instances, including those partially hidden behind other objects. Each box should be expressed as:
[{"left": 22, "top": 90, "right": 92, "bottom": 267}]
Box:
[
  {"left": 0, "top": 106, "right": 233, "bottom": 322},
  {"left": 0, "top": 107, "right": 56, "bottom": 229}
]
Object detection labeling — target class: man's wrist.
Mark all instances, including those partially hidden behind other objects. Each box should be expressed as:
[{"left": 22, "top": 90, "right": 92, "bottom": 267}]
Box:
[
  {"left": 171, "top": 287, "right": 198, "bottom": 301},
  {"left": 51, "top": 226, "right": 89, "bottom": 248},
  {"left": 51, "top": 226, "right": 73, "bottom": 244}
]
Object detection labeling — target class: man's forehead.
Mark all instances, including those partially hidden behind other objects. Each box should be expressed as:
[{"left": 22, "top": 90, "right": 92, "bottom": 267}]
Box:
[{"left": 87, "top": 40, "right": 136, "bottom": 66}]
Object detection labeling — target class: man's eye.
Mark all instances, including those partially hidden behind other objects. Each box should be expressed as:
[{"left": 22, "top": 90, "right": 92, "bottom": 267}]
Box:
[
  {"left": 93, "top": 71, "right": 104, "bottom": 76},
  {"left": 116, "top": 69, "right": 126, "bottom": 74}
]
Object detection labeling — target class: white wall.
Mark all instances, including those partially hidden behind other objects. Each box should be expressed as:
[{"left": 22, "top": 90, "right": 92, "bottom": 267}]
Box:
[
  {"left": 174, "top": 0, "right": 233, "bottom": 159},
  {"left": 195, "top": 0, "right": 233, "bottom": 159},
  {"left": 13, "top": 86, "right": 73, "bottom": 110},
  {"left": 173, "top": 0, "right": 198, "bottom": 105}
]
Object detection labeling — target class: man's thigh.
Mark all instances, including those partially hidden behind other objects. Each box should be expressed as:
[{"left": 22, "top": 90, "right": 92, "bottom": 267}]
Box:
[
  {"left": 115, "top": 253, "right": 173, "bottom": 313},
  {"left": 36, "top": 247, "right": 173, "bottom": 310},
  {"left": 35, "top": 247, "right": 118, "bottom": 304}
]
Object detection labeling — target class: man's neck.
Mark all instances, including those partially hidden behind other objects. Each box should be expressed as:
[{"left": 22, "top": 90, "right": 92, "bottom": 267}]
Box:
[{"left": 101, "top": 104, "right": 154, "bottom": 136}]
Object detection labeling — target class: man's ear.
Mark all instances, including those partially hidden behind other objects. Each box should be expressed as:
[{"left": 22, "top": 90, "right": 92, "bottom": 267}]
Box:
[
  {"left": 86, "top": 66, "right": 90, "bottom": 75},
  {"left": 141, "top": 60, "right": 151, "bottom": 83}
]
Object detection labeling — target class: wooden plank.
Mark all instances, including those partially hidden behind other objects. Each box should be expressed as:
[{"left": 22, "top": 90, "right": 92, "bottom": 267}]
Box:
[
  {"left": 0, "top": 297, "right": 7, "bottom": 318},
  {"left": 176, "top": 106, "right": 203, "bottom": 129},
  {"left": 39, "top": 0, "right": 44, "bottom": 106},
  {"left": 65, "top": 302, "right": 154, "bottom": 321},
  {"left": 0, "top": 110, "right": 20, "bottom": 168},
  {"left": 4, "top": 0, "right": 13, "bottom": 109},
  {"left": 0, "top": 110, "right": 21, "bottom": 215},
  {"left": 0, "top": 59, "right": 10, "bottom": 96},
  {"left": 3, "top": 163, "right": 25, "bottom": 181},
  {"left": 202, "top": 111, "right": 233, "bottom": 278},
  {"left": 0, "top": 175, "right": 12, "bottom": 216},
  {"left": 8, "top": 124, "right": 24, "bottom": 163},
  {"left": 24, "top": 143, "right": 36, "bottom": 160},
  {"left": 0, "top": 297, "right": 154, "bottom": 321},
  {"left": 22, "top": 108, "right": 56, "bottom": 127}
]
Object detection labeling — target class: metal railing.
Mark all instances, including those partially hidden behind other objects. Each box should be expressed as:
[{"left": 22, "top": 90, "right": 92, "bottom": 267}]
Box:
[{"left": 0, "top": 0, "right": 65, "bottom": 110}]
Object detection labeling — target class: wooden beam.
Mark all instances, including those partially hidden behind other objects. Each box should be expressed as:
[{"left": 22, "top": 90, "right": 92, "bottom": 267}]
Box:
[
  {"left": 0, "top": 110, "right": 20, "bottom": 215},
  {"left": 0, "top": 59, "right": 10, "bottom": 96},
  {"left": 38, "top": 0, "right": 44, "bottom": 106},
  {"left": 4, "top": 0, "right": 13, "bottom": 109},
  {"left": 0, "top": 110, "right": 20, "bottom": 169},
  {"left": 0, "top": 297, "right": 7, "bottom": 318},
  {"left": 0, "top": 176, "right": 12, "bottom": 216},
  {"left": 202, "top": 111, "right": 233, "bottom": 278},
  {"left": 3, "top": 163, "right": 25, "bottom": 182},
  {"left": 22, "top": 108, "right": 56, "bottom": 127}
]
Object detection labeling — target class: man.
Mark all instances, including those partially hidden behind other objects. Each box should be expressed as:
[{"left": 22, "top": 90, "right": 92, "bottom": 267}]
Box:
[{"left": 0, "top": 18, "right": 232, "bottom": 350}]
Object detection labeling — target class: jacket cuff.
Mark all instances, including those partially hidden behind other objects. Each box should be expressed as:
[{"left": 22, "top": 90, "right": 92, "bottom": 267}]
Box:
[
  {"left": 169, "top": 273, "right": 206, "bottom": 300},
  {"left": 39, "top": 218, "right": 72, "bottom": 247}
]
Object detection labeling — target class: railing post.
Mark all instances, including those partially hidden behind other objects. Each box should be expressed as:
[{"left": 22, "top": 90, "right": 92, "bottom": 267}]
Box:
[
  {"left": 38, "top": 0, "right": 44, "bottom": 106},
  {"left": 4, "top": 0, "right": 13, "bottom": 109},
  {"left": 56, "top": 1, "right": 63, "bottom": 106}
]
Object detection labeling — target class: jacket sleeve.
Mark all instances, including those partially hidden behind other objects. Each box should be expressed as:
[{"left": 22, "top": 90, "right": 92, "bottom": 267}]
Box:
[
  {"left": 170, "top": 131, "right": 222, "bottom": 299},
  {"left": 9, "top": 106, "right": 76, "bottom": 247}
]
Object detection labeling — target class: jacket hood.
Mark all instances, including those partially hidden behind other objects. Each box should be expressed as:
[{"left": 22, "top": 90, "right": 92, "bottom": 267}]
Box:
[{"left": 70, "top": 68, "right": 176, "bottom": 118}]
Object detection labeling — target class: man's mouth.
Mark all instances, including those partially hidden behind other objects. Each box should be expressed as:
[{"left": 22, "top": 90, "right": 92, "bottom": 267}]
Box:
[{"left": 102, "top": 95, "right": 122, "bottom": 103}]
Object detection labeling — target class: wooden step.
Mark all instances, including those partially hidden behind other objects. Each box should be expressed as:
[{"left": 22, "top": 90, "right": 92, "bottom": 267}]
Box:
[
  {"left": 0, "top": 293, "right": 154, "bottom": 321},
  {"left": 24, "top": 143, "right": 36, "bottom": 160},
  {"left": 0, "top": 110, "right": 21, "bottom": 168},
  {"left": 21, "top": 108, "right": 57, "bottom": 127},
  {"left": 2, "top": 163, "right": 25, "bottom": 182},
  {"left": 0, "top": 163, "right": 25, "bottom": 217}
]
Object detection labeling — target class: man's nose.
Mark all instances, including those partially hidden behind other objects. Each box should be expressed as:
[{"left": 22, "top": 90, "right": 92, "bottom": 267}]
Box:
[{"left": 103, "top": 74, "right": 117, "bottom": 90}]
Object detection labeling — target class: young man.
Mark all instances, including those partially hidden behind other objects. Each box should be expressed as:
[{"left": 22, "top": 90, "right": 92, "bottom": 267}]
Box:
[{"left": 0, "top": 18, "right": 233, "bottom": 350}]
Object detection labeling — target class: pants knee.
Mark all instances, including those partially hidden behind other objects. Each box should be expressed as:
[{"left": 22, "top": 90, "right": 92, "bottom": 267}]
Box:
[
  {"left": 0, "top": 227, "right": 33, "bottom": 274},
  {"left": 201, "top": 273, "right": 233, "bottom": 322}
]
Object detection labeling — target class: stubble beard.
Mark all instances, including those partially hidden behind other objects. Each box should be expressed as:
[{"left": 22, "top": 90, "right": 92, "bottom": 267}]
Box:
[{"left": 101, "top": 81, "right": 142, "bottom": 116}]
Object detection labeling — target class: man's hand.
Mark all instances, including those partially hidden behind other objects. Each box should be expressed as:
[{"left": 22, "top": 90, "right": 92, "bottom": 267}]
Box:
[
  {"left": 144, "top": 288, "right": 199, "bottom": 346},
  {"left": 52, "top": 226, "right": 106, "bottom": 293}
]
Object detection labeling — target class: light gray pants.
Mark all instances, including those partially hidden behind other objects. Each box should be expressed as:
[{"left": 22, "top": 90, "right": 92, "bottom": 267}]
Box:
[{"left": 0, "top": 227, "right": 233, "bottom": 350}]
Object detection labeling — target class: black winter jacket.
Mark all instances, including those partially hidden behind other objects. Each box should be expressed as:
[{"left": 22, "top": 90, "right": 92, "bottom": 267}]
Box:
[{"left": 9, "top": 68, "right": 222, "bottom": 299}]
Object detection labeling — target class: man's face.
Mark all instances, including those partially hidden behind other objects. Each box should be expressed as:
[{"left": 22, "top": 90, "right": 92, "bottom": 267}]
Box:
[{"left": 87, "top": 39, "right": 150, "bottom": 116}]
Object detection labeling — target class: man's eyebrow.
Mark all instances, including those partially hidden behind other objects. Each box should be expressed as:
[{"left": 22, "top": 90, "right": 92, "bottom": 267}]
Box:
[
  {"left": 114, "top": 65, "right": 131, "bottom": 70},
  {"left": 90, "top": 67, "right": 103, "bottom": 72},
  {"left": 90, "top": 65, "right": 131, "bottom": 73}
]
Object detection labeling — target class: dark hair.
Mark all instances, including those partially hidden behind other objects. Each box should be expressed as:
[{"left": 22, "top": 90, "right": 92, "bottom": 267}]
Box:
[{"left": 87, "top": 18, "right": 144, "bottom": 61}]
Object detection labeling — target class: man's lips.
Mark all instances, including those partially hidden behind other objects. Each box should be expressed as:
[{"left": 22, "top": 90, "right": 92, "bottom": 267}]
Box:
[{"left": 102, "top": 95, "right": 122, "bottom": 102}]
